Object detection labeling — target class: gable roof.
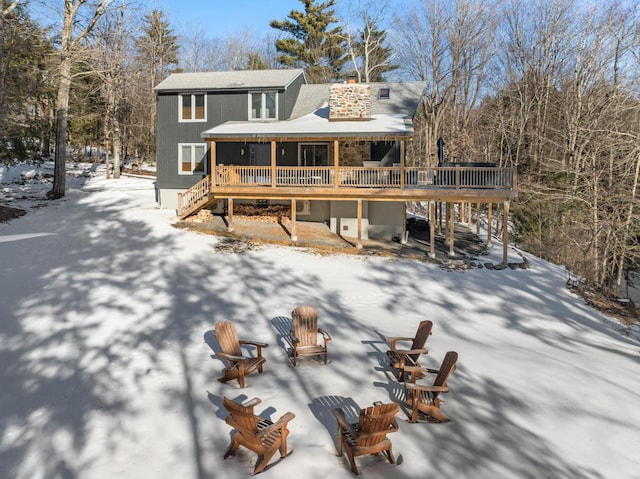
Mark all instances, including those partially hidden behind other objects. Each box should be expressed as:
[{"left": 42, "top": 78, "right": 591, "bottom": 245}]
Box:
[
  {"left": 290, "top": 82, "right": 425, "bottom": 119},
  {"left": 200, "top": 80, "right": 425, "bottom": 141},
  {"left": 154, "top": 69, "right": 305, "bottom": 92}
]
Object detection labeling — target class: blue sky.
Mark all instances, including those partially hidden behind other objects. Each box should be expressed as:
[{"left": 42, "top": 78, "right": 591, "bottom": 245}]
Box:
[{"left": 159, "top": 0, "right": 309, "bottom": 38}]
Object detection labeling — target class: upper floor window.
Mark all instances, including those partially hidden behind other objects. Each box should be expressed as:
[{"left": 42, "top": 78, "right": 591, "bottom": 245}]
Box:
[
  {"left": 249, "top": 91, "right": 277, "bottom": 120},
  {"left": 180, "top": 93, "right": 206, "bottom": 122}
]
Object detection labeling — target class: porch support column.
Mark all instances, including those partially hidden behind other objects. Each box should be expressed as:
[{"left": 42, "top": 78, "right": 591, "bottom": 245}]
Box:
[
  {"left": 356, "top": 198, "right": 363, "bottom": 249},
  {"left": 476, "top": 202, "right": 481, "bottom": 235},
  {"left": 290, "top": 198, "right": 297, "bottom": 242},
  {"left": 270, "top": 140, "right": 277, "bottom": 187},
  {"left": 448, "top": 202, "right": 455, "bottom": 256},
  {"left": 210, "top": 140, "right": 216, "bottom": 187},
  {"left": 227, "top": 197, "right": 234, "bottom": 232},
  {"left": 399, "top": 140, "right": 405, "bottom": 189},
  {"left": 487, "top": 203, "right": 493, "bottom": 247},
  {"left": 502, "top": 200, "right": 510, "bottom": 264},
  {"left": 333, "top": 140, "right": 339, "bottom": 188},
  {"left": 429, "top": 200, "right": 436, "bottom": 258},
  {"left": 402, "top": 202, "right": 407, "bottom": 244}
]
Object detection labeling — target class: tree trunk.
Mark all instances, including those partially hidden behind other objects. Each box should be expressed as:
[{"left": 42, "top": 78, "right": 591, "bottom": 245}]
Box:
[{"left": 49, "top": 56, "right": 72, "bottom": 198}]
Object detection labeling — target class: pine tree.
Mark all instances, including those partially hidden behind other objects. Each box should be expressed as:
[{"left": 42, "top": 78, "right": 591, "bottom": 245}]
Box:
[
  {"left": 269, "top": 0, "right": 346, "bottom": 83},
  {"left": 134, "top": 9, "right": 178, "bottom": 161}
]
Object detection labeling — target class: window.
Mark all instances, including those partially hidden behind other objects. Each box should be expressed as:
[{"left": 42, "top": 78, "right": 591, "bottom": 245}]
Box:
[
  {"left": 299, "top": 143, "right": 329, "bottom": 166},
  {"left": 180, "top": 93, "right": 206, "bottom": 121},
  {"left": 179, "top": 143, "right": 207, "bottom": 175},
  {"left": 249, "top": 91, "right": 277, "bottom": 120},
  {"left": 378, "top": 88, "right": 390, "bottom": 99}
]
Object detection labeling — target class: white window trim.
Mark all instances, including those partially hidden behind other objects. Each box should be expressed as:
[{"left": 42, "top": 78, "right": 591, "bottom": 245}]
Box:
[
  {"left": 179, "top": 93, "right": 207, "bottom": 122},
  {"left": 178, "top": 143, "right": 208, "bottom": 175},
  {"left": 248, "top": 91, "right": 278, "bottom": 120}
]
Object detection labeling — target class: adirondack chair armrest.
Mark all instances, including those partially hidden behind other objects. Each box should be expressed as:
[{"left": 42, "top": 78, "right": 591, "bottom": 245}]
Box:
[
  {"left": 239, "top": 340, "right": 268, "bottom": 356},
  {"left": 384, "top": 336, "right": 413, "bottom": 350},
  {"left": 289, "top": 331, "right": 300, "bottom": 345},
  {"left": 318, "top": 327, "right": 332, "bottom": 344},
  {"left": 217, "top": 351, "right": 247, "bottom": 362},
  {"left": 394, "top": 348, "right": 429, "bottom": 357},
  {"left": 332, "top": 408, "right": 358, "bottom": 436},
  {"left": 405, "top": 383, "right": 449, "bottom": 394}
]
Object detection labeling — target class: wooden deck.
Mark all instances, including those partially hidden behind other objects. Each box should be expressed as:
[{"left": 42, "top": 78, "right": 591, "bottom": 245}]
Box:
[{"left": 177, "top": 165, "right": 517, "bottom": 218}]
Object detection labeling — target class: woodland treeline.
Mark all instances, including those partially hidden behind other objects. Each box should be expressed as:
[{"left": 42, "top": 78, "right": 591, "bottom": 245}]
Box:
[{"left": 0, "top": 0, "right": 638, "bottom": 297}]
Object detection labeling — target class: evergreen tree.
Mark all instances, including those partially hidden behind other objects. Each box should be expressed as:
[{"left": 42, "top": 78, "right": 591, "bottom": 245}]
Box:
[
  {"left": 269, "top": 0, "right": 346, "bottom": 83},
  {"left": 133, "top": 9, "right": 178, "bottom": 161},
  {"left": 0, "top": 1, "right": 55, "bottom": 163}
]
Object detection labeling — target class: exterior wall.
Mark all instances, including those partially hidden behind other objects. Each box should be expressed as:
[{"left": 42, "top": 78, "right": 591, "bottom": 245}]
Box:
[
  {"left": 368, "top": 202, "right": 404, "bottom": 239},
  {"left": 155, "top": 72, "right": 305, "bottom": 208},
  {"left": 339, "top": 140, "right": 370, "bottom": 166},
  {"left": 329, "top": 201, "right": 370, "bottom": 240}
]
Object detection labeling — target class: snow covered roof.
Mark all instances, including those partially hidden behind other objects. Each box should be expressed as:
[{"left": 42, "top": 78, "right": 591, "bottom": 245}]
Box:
[
  {"left": 154, "top": 69, "right": 305, "bottom": 92},
  {"left": 201, "top": 107, "right": 415, "bottom": 140}
]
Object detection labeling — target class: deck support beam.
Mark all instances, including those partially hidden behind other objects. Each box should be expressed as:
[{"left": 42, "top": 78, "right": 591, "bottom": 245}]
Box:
[
  {"left": 448, "top": 202, "right": 455, "bottom": 256},
  {"left": 502, "top": 200, "right": 509, "bottom": 264},
  {"left": 356, "top": 199, "right": 363, "bottom": 249},
  {"left": 290, "top": 198, "right": 297, "bottom": 242},
  {"left": 487, "top": 203, "right": 493, "bottom": 247},
  {"left": 429, "top": 200, "right": 436, "bottom": 258},
  {"left": 227, "top": 197, "right": 234, "bottom": 232}
]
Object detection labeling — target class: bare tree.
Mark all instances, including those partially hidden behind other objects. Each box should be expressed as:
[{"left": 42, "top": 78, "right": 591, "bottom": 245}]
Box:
[{"left": 49, "top": 0, "right": 113, "bottom": 199}]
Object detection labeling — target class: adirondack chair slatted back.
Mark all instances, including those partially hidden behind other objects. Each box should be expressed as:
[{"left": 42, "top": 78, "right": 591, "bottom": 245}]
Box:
[
  {"left": 433, "top": 351, "right": 458, "bottom": 388},
  {"left": 216, "top": 321, "right": 242, "bottom": 357},
  {"left": 224, "top": 396, "right": 259, "bottom": 432},
  {"left": 409, "top": 320, "right": 433, "bottom": 362},
  {"left": 292, "top": 306, "right": 318, "bottom": 347},
  {"left": 356, "top": 403, "right": 399, "bottom": 447}
]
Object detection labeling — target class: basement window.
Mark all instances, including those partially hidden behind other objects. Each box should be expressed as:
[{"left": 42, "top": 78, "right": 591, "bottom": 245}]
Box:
[{"left": 378, "top": 88, "right": 390, "bottom": 99}]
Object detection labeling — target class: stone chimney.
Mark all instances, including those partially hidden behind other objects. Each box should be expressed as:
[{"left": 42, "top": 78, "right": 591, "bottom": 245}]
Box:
[{"left": 329, "top": 84, "right": 371, "bottom": 121}]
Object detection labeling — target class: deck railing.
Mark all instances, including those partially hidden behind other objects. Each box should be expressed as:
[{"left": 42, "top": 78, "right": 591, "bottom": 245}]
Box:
[
  {"left": 177, "top": 175, "right": 210, "bottom": 216},
  {"left": 213, "top": 165, "right": 515, "bottom": 190}
]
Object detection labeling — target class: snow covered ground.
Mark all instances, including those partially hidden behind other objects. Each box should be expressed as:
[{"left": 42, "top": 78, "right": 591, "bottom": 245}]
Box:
[{"left": 1, "top": 163, "right": 639, "bottom": 478}]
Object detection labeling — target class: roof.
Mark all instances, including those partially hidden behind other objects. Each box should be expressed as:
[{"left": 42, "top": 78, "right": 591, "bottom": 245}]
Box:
[
  {"left": 290, "top": 82, "right": 425, "bottom": 119},
  {"left": 154, "top": 69, "right": 305, "bottom": 92},
  {"left": 201, "top": 108, "right": 414, "bottom": 141},
  {"left": 201, "top": 80, "right": 424, "bottom": 141}
]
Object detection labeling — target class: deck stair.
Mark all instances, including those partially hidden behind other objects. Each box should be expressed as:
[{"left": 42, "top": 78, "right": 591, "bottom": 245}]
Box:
[{"left": 177, "top": 176, "right": 211, "bottom": 219}]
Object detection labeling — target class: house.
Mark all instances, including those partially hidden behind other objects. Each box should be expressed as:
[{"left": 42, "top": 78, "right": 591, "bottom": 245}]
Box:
[{"left": 154, "top": 69, "right": 517, "bottom": 261}]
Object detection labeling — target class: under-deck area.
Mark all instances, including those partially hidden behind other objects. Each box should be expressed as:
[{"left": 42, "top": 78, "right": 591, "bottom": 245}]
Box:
[{"left": 177, "top": 164, "right": 518, "bottom": 263}]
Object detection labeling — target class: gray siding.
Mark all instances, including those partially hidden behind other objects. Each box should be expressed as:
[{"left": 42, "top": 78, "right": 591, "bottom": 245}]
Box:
[{"left": 156, "top": 75, "right": 306, "bottom": 193}]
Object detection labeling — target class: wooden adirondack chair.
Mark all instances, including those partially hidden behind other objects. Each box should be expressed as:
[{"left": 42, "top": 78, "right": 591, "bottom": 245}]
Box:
[
  {"left": 222, "top": 396, "right": 296, "bottom": 474},
  {"left": 384, "top": 320, "right": 433, "bottom": 381},
  {"left": 289, "top": 305, "right": 331, "bottom": 366},
  {"left": 404, "top": 351, "right": 458, "bottom": 423},
  {"left": 214, "top": 321, "right": 268, "bottom": 388},
  {"left": 332, "top": 402, "right": 400, "bottom": 475}
]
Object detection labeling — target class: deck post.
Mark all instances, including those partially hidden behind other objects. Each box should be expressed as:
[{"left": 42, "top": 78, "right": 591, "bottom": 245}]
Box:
[
  {"left": 487, "top": 203, "right": 493, "bottom": 247},
  {"left": 449, "top": 202, "right": 455, "bottom": 256},
  {"left": 429, "top": 200, "right": 436, "bottom": 258},
  {"left": 476, "top": 202, "right": 481, "bottom": 234},
  {"left": 333, "top": 140, "right": 339, "bottom": 188},
  {"left": 227, "top": 197, "right": 234, "bottom": 232},
  {"left": 290, "top": 198, "right": 297, "bottom": 242},
  {"left": 271, "top": 141, "right": 277, "bottom": 188},
  {"left": 399, "top": 141, "right": 405, "bottom": 189},
  {"left": 502, "top": 200, "right": 509, "bottom": 264},
  {"left": 356, "top": 198, "right": 363, "bottom": 249},
  {"left": 210, "top": 140, "right": 216, "bottom": 187}
]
